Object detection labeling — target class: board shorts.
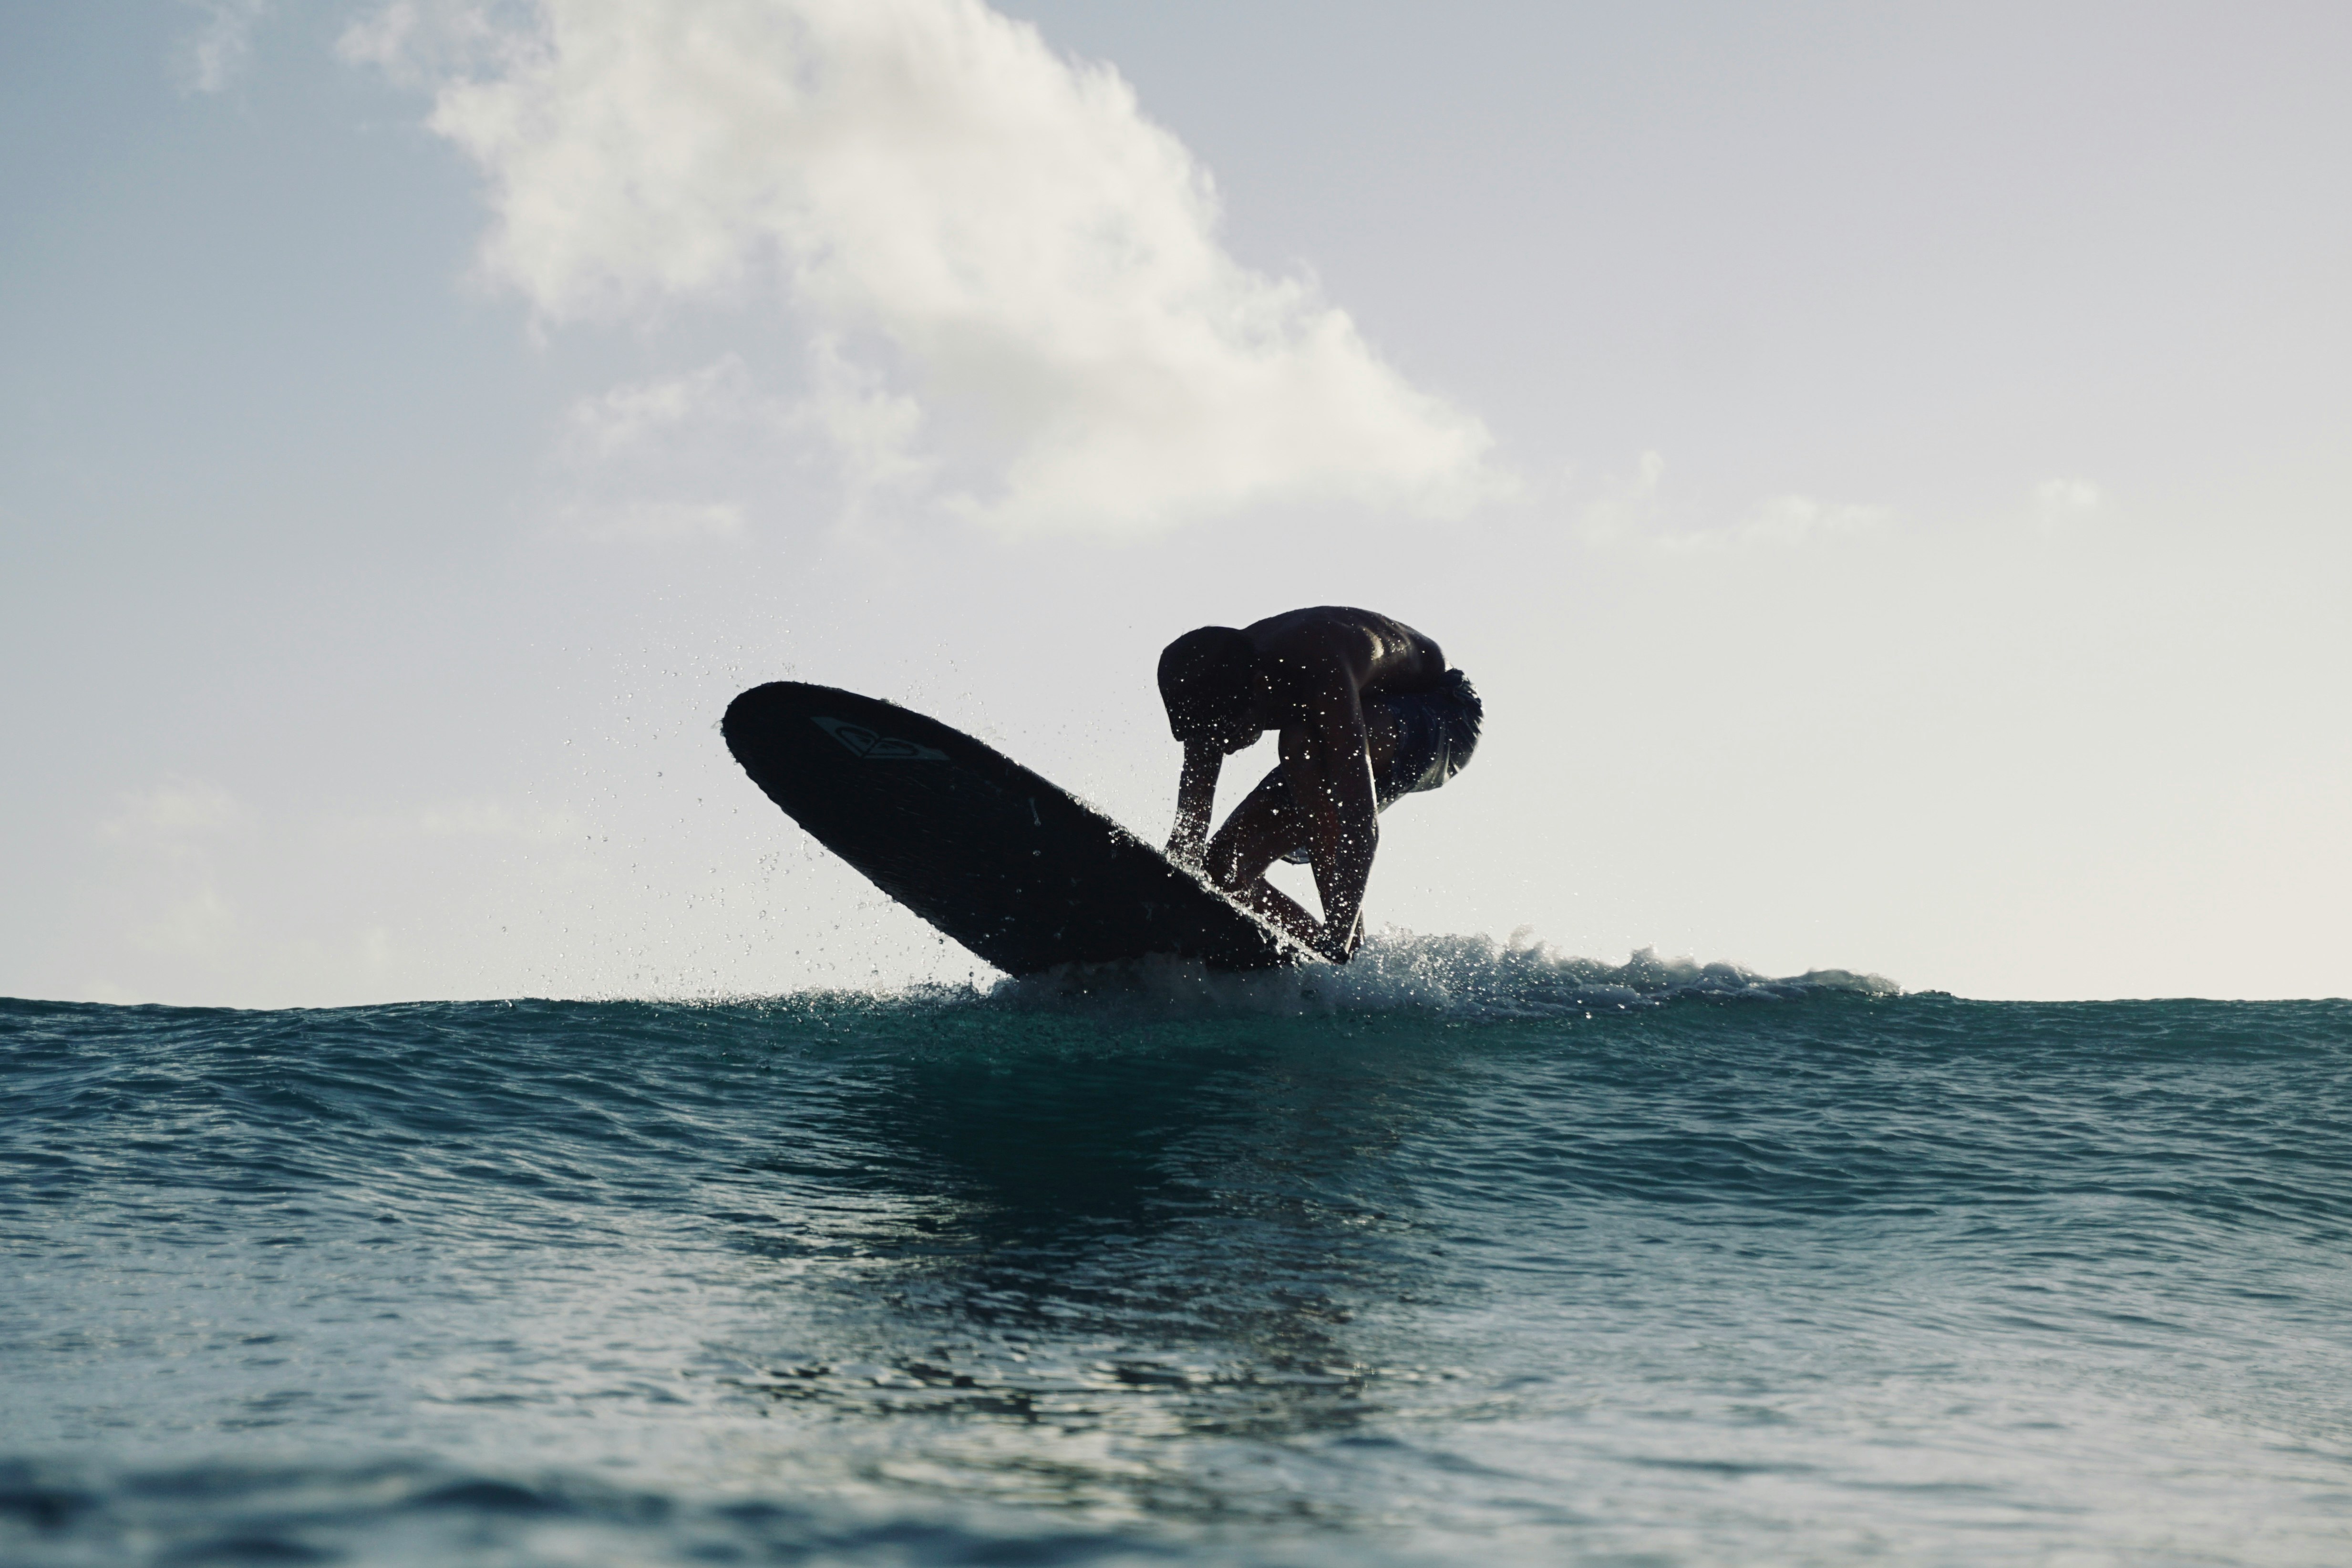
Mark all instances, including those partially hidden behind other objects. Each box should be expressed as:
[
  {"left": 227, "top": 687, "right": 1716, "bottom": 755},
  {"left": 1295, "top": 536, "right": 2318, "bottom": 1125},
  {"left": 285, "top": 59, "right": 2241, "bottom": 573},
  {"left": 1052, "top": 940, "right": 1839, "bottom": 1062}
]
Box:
[{"left": 1280, "top": 669, "right": 1482, "bottom": 864}]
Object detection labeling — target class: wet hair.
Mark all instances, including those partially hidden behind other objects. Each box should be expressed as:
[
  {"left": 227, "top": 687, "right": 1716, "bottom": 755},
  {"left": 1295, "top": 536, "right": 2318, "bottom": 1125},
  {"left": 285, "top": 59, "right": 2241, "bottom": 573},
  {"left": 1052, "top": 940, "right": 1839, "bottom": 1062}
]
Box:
[{"left": 1157, "top": 626, "right": 1257, "bottom": 741}]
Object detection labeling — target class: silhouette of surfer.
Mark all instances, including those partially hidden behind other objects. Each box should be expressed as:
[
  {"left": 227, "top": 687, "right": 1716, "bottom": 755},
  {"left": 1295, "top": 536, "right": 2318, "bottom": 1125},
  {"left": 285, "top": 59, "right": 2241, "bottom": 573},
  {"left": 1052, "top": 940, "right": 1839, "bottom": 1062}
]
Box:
[{"left": 1159, "top": 607, "right": 1482, "bottom": 963}]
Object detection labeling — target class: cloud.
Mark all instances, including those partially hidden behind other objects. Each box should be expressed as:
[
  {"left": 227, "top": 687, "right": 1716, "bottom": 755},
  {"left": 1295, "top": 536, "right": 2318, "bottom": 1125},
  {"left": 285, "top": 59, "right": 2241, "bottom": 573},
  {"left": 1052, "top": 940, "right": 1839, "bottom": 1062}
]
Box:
[
  {"left": 1578, "top": 451, "right": 1886, "bottom": 551},
  {"left": 179, "top": 0, "right": 270, "bottom": 94},
  {"left": 1701, "top": 494, "right": 1888, "bottom": 551},
  {"left": 557, "top": 356, "right": 782, "bottom": 463},
  {"left": 2035, "top": 477, "right": 2102, "bottom": 525},
  {"left": 1577, "top": 449, "right": 1666, "bottom": 544},
  {"left": 790, "top": 336, "right": 934, "bottom": 510},
  {"left": 550, "top": 356, "right": 784, "bottom": 540},
  {"left": 97, "top": 780, "right": 248, "bottom": 954},
  {"left": 345, "top": 0, "right": 1504, "bottom": 535},
  {"left": 141, "top": 888, "right": 240, "bottom": 954},
  {"left": 100, "top": 778, "right": 247, "bottom": 848},
  {"left": 551, "top": 346, "right": 927, "bottom": 540}
]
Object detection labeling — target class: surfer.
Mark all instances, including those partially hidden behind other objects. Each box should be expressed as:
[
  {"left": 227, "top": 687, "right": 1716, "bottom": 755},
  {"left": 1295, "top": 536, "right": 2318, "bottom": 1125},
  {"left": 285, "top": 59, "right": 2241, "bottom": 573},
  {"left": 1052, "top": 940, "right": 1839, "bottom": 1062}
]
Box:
[{"left": 1158, "top": 607, "right": 1481, "bottom": 963}]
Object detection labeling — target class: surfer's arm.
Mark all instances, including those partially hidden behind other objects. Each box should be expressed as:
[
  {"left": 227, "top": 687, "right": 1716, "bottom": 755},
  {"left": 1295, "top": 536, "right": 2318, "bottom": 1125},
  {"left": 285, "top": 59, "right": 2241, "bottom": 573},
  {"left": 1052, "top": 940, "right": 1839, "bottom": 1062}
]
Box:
[{"left": 1168, "top": 740, "right": 1221, "bottom": 867}]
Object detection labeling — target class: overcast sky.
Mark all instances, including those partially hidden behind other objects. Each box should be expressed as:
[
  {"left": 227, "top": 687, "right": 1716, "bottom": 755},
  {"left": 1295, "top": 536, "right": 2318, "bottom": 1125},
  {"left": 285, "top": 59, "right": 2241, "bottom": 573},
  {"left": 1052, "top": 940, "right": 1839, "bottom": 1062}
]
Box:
[{"left": 3, "top": 0, "right": 2346, "bottom": 1005}]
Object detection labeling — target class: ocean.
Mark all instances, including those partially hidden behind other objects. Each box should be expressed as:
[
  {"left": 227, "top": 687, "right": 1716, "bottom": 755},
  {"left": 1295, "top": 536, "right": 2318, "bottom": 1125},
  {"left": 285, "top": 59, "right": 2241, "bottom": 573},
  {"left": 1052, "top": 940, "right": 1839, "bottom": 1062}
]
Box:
[{"left": 5, "top": 937, "right": 2350, "bottom": 1566}]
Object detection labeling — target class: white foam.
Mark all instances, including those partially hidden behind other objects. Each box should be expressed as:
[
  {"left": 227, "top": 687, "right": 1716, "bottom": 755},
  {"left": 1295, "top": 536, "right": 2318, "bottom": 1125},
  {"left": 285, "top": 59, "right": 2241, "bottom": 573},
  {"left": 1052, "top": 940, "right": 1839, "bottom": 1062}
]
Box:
[{"left": 980, "top": 928, "right": 1898, "bottom": 1020}]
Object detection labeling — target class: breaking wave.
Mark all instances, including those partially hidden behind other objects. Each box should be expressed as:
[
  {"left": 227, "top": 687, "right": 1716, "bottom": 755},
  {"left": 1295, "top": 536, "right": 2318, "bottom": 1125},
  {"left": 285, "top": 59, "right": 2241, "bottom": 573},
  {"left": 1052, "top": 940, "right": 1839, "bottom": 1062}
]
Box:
[{"left": 979, "top": 928, "right": 1900, "bottom": 1019}]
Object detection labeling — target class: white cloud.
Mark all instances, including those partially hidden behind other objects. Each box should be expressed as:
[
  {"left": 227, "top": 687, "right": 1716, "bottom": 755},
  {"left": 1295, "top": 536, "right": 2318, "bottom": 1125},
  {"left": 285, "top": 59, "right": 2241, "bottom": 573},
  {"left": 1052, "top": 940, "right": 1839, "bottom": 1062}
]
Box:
[
  {"left": 97, "top": 780, "right": 248, "bottom": 954},
  {"left": 179, "top": 0, "right": 270, "bottom": 94},
  {"left": 556, "top": 355, "right": 784, "bottom": 464},
  {"left": 550, "top": 356, "right": 784, "bottom": 540},
  {"left": 141, "top": 888, "right": 241, "bottom": 955},
  {"left": 1577, "top": 449, "right": 1666, "bottom": 544},
  {"left": 1702, "top": 494, "right": 1888, "bottom": 551},
  {"left": 99, "top": 778, "right": 246, "bottom": 847},
  {"left": 2036, "top": 477, "right": 2102, "bottom": 525},
  {"left": 346, "top": 0, "right": 1504, "bottom": 535},
  {"left": 1578, "top": 452, "right": 1886, "bottom": 552},
  {"left": 791, "top": 335, "right": 934, "bottom": 510}
]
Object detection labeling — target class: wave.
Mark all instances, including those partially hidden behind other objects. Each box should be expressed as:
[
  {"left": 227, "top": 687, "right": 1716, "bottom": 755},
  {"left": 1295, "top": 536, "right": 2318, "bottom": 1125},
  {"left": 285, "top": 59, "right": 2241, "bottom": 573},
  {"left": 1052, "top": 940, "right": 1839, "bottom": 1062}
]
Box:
[
  {"left": 976, "top": 928, "right": 1900, "bottom": 1020},
  {"left": 5, "top": 974, "right": 2348, "bottom": 1568},
  {"left": 0, "top": 1457, "right": 1253, "bottom": 1568}
]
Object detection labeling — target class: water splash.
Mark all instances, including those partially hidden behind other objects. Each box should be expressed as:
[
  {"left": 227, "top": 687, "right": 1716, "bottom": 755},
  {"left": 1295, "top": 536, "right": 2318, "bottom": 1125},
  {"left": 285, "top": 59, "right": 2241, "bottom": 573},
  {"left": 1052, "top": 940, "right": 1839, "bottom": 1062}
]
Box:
[{"left": 980, "top": 928, "right": 1899, "bottom": 1019}]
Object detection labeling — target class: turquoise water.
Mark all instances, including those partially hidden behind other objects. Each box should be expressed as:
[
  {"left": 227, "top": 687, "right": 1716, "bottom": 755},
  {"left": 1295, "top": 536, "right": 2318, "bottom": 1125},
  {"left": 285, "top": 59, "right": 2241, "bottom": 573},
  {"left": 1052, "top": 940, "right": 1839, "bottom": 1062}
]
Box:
[{"left": 5, "top": 941, "right": 2350, "bottom": 1565}]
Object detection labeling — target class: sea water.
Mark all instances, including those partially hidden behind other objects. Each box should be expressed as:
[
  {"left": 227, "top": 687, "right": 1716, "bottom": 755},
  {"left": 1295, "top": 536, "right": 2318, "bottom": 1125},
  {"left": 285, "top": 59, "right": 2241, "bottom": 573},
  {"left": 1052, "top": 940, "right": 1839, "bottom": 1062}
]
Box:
[{"left": 4, "top": 937, "right": 2349, "bottom": 1566}]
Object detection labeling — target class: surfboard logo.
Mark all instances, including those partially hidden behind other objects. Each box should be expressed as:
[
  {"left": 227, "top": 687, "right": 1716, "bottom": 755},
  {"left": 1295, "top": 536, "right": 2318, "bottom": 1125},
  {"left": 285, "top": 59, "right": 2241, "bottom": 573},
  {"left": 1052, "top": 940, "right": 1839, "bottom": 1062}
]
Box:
[{"left": 811, "top": 715, "right": 949, "bottom": 763}]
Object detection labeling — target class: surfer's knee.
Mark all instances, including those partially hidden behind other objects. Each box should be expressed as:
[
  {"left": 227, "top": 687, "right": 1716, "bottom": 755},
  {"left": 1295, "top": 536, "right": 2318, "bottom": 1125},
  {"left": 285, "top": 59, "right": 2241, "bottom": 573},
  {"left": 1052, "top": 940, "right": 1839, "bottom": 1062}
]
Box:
[{"left": 1203, "top": 837, "right": 1249, "bottom": 889}]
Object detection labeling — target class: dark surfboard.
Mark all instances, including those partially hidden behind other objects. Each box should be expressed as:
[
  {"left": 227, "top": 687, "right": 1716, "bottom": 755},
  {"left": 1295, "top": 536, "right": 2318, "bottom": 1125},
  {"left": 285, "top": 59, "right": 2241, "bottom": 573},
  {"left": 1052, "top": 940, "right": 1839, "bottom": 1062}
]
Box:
[{"left": 722, "top": 681, "right": 1308, "bottom": 975}]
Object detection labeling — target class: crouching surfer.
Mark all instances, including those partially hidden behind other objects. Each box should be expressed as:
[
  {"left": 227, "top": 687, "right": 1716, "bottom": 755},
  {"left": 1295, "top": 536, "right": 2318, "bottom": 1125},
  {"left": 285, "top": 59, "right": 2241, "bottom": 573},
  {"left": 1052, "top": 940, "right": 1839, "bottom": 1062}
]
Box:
[{"left": 1158, "top": 607, "right": 1482, "bottom": 963}]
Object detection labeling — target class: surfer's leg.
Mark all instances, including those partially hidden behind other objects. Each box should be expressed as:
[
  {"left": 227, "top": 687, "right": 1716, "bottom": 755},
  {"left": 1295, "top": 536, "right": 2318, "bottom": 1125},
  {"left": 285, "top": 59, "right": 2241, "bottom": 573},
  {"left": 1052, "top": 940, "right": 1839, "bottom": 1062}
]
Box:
[
  {"left": 1203, "top": 712, "right": 1397, "bottom": 951},
  {"left": 1227, "top": 876, "right": 1324, "bottom": 950},
  {"left": 1206, "top": 711, "right": 1398, "bottom": 872},
  {"left": 1203, "top": 765, "right": 1308, "bottom": 885},
  {"left": 1200, "top": 768, "right": 1328, "bottom": 950}
]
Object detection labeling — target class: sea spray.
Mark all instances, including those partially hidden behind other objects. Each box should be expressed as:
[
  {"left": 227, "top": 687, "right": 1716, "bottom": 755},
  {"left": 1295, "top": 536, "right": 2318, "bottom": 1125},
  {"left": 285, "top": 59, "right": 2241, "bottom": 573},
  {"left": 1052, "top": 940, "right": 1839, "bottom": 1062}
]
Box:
[{"left": 983, "top": 928, "right": 1900, "bottom": 1019}]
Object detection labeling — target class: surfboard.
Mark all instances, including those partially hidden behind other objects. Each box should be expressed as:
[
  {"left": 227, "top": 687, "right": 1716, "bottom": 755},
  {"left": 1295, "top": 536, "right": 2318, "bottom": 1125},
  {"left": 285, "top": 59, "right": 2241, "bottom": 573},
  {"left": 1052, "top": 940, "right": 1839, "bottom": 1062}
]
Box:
[{"left": 722, "top": 681, "right": 1309, "bottom": 975}]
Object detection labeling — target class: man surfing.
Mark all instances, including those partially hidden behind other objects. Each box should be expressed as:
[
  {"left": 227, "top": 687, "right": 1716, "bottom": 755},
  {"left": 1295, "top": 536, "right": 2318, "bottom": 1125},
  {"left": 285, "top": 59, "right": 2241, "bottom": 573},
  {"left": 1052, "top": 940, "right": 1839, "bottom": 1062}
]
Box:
[{"left": 1158, "top": 607, "right": 1482, "bottom": 963}]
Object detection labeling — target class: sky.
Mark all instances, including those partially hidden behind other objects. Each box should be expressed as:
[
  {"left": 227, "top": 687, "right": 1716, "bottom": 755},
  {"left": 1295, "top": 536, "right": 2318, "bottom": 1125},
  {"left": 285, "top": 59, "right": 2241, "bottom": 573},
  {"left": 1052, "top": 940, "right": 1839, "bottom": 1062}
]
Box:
[{"left": 2, "top": 0, "right": 2346, "bottom": 1006}]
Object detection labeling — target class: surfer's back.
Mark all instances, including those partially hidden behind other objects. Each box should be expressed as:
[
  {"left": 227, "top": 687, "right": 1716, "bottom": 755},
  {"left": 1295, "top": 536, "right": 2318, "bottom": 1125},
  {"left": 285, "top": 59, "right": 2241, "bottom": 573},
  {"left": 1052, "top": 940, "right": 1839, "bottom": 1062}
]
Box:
[{"left": 1236, "top": 606, "right": 1446, "bottom": 705}]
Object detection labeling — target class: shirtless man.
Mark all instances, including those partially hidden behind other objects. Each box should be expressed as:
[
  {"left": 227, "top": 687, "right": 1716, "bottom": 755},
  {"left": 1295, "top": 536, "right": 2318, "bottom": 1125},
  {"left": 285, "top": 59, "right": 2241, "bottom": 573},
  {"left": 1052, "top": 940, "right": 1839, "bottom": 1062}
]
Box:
[{"left": 1158, "top": 607, "right": 1482, "bottom": 963}]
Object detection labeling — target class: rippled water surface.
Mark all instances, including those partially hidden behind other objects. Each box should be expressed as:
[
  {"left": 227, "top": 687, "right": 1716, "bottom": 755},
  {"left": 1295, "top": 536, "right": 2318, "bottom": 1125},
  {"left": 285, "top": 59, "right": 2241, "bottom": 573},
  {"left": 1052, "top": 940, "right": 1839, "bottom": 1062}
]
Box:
[{"left": 6, "top": 947, "right": 2351, "bottom": 1565}]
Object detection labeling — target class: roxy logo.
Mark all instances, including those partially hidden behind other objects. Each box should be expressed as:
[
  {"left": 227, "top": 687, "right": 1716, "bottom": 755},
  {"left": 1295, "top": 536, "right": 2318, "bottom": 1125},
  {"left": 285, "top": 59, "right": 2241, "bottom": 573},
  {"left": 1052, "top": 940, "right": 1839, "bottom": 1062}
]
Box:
[{"left": 812, "top": 716, "right": 948, "bottom": 762}]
